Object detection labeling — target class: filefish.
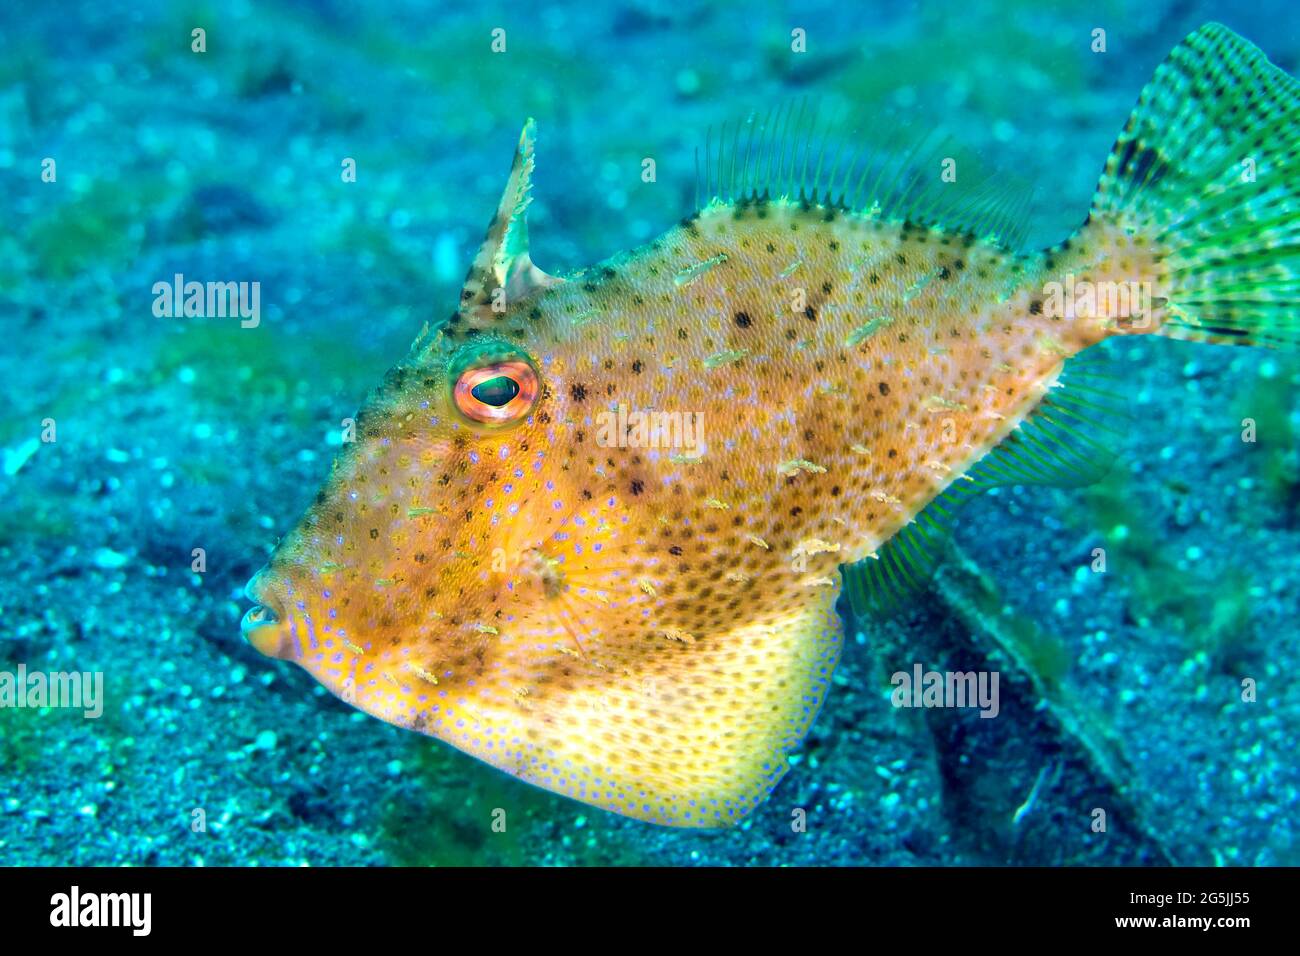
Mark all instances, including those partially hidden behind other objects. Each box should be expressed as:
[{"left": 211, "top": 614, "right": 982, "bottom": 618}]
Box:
[{"left": 242, "top": 24, "right": 1299, "bottom": 826}]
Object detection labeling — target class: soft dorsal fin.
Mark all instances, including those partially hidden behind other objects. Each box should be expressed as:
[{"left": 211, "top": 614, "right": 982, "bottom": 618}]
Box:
[
  {"left": 458, "top": 119, "right": 563, "bottom": 327},
  {"left": 694, "top": 101, "right": 1037, "bottom": 251}
]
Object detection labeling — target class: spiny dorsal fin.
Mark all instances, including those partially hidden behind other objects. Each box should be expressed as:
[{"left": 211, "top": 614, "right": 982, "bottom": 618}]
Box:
[{"left": 458, "top": 119, "right": 563, "bottom": 327}]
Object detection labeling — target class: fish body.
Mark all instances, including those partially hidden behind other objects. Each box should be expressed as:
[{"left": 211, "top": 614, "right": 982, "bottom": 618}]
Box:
[{"left": 243, "top": 24, "right": 1300, "bottom": 826}]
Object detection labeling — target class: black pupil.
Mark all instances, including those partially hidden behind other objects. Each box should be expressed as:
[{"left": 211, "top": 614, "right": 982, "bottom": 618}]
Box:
[{"left": 470, "top": 375, "right": 520, "bottom": 407}]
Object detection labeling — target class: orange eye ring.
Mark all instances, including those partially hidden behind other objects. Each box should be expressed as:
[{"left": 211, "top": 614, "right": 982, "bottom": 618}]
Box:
[{"left": 453, "top": 359, "right": 540, "bottom": 425}]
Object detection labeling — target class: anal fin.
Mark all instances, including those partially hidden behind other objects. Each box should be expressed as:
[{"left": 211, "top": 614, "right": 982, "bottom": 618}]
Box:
[{"left": 844, "top": 346, "right": 1128, "bottom": 618}]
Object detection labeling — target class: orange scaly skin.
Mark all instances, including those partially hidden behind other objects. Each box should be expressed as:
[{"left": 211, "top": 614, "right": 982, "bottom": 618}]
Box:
[
  {"left": 243, "top": 189, "right": 1161, "bottom": 826},
  {"left": 241, "top": 22, "right": 1300, "bottom": 826}
]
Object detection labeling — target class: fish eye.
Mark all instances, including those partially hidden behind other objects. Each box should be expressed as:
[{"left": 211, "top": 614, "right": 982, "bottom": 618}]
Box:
[{"left": 452, "top": 358, "right": 539, "bottom": 425}]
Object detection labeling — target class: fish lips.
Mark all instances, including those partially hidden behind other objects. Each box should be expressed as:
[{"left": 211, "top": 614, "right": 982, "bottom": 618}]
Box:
[{"left": 241, "top": 565, "right": 294, "bottom": 660}]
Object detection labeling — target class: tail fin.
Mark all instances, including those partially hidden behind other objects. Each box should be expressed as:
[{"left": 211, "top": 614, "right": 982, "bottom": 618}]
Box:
[{"left": 1089, "top": 22, "right": 1300, "bottom": 348}]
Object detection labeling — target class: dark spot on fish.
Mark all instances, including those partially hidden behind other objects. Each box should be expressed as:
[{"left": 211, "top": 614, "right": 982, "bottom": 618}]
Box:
[
  {"left": 734, "top": 311, "right": 753, "bottom": 328},
  {"left": 1029, "top": 299, "right": 1043, "bottom": 315},
  {"left": 632, "top": 360, "right": 644, "bottom": 374},
  {"left": 878, "top": 382, "right": 890, "bottom": 396},
  {"left": 570, "top": 384, "right": 587, "bottom": 401},
  {"left": 804, "top": 306, "right": 817, "bottom": 322},
  {"left": 631, "top": 479, "right": 645, "bottom": 496}
]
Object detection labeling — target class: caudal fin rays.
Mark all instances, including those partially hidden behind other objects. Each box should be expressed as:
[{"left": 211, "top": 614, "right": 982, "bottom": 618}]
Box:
[{"left": 1088, "top": 22, "right": 1300, "bottom": 350}]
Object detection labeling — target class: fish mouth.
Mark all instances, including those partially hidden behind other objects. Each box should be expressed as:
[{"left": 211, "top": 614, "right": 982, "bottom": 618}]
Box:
[{"left": 241, "top": 564, "right": 292, "bottom": 660}]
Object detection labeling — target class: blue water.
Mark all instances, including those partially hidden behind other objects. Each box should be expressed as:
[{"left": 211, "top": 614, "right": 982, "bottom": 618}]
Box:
[{"left": 2, "top": 0, "right": 1298, "bottom": 865}]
